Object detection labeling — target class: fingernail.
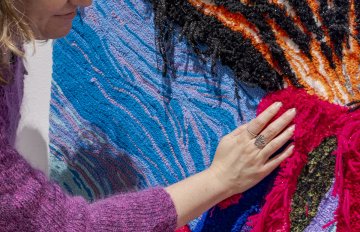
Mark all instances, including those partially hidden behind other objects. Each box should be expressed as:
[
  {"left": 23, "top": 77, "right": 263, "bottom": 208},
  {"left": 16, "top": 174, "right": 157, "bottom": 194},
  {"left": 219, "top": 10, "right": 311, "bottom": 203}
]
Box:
[
  {"left": 275, "top": 102, "right": 283, "bottom": 108},
  {"left": 287, "top": 108, "right": 296, "bottom": 114},
  {"left": 288, "top": 124, "right": 296, "bottom": 133},
  {"left": 289, "top": 144, "right": 295, "bottom": 152}
]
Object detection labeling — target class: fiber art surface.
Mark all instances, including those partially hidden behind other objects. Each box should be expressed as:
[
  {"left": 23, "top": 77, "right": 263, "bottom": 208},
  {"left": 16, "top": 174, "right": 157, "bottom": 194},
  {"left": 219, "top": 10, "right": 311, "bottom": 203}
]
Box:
[
  {"left": 248, "top": 87, "right": 360, "bottom": 232},
  {"left": 49, "top": 0, "right": 360, "bottom": 231},
  {"left": 150, "top": 0, "right": 360, "bottom": 105},
  {"left": 153, "top": 1, "right": 358, "bottom": 231},
  {"left": 49, "top": 0, "right": 262, "bottom": 228}
]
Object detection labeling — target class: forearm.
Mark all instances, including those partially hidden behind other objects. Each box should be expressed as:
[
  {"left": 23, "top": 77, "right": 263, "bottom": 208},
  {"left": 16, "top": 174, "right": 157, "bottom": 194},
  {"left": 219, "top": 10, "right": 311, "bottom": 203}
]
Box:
[
  {"left": 165, "top": 169, "right": 232, "bottom": 228},
  {"left": 0, "top": 144, "right": 177, "bottom": 232}
]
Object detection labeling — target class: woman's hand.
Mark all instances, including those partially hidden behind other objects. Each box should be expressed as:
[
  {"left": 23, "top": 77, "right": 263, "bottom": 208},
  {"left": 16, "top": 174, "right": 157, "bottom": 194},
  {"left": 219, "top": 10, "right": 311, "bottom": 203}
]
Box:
[
  {"left": 209, "top": 101, "right": 295, "bottom": 196},
  {"left": 166, "top": 102, "right": 295, "bottom": 228}
]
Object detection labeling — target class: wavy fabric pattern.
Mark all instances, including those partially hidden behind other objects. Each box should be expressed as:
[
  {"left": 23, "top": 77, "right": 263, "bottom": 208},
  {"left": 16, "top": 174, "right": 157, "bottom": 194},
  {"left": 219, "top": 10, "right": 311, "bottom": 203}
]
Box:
[
  {"left": 147, "top": 0, "right": 360, "bottom": 231},
  {"left": 49, "top": 0, "right": 263, "bottom": 209},
  {"left": 49, "top": 0, "right": 360, "bottom": 231},
  {"left": 246, "top": 87, "right": 360, "bottom": 232},
  {"left": 150, "top": 0, "right": 360, "bottom": 104}
]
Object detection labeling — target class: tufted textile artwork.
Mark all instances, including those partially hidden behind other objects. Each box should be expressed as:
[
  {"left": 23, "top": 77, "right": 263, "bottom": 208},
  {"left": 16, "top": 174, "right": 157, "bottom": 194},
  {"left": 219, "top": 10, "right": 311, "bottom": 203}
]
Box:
[
  {"left": 49, "top": 0, "right": 360, "bottom": 231},
  {"left": 150, "top": 0, "right": 360, "bottom": 105},
  {"left": 49, "top": 0, "right": 262, "bottom": 229}
]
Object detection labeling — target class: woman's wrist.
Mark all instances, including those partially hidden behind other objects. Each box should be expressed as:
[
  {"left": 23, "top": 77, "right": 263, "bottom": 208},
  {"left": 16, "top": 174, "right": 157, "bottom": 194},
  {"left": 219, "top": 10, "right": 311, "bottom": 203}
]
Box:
[
  {"left": 204, "top": 167, "right": 236, "bottom": 199},
  {"left": 165, "top": 168, "right": 236, "bottom": 228}
]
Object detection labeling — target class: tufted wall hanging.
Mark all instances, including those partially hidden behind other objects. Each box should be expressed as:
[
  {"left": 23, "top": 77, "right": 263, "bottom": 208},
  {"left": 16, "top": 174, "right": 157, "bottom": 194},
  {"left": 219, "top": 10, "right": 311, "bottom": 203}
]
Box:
[{"left": 49, "top": 0, "right": 360, "bottom": 231}]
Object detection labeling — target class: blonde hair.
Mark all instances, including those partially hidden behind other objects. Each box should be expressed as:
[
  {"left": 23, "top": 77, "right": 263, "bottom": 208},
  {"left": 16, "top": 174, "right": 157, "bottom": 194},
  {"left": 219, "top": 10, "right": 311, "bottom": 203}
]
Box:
[{"left": 0, "top": 0, "right": 34, "bottom": 84}]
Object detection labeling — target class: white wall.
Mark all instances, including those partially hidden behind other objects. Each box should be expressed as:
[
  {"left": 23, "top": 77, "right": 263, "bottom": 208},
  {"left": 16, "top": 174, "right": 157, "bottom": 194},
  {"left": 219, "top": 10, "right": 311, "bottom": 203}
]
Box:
[{"left": 15, "top": 41, "right": 53, "bottom": 176}]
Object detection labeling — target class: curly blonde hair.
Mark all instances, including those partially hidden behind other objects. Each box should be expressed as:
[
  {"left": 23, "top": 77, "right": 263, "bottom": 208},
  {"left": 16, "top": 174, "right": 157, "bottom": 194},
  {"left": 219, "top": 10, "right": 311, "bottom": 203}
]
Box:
[{"left": 0, "top": 0, "right": 34, "bottom": 84}]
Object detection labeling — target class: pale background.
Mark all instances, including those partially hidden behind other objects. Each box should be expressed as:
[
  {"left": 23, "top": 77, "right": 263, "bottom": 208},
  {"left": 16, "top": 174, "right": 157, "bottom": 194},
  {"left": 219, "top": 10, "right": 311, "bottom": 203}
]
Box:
[{"left": 15, "top": 41, "right": 53, "bottom": 176}]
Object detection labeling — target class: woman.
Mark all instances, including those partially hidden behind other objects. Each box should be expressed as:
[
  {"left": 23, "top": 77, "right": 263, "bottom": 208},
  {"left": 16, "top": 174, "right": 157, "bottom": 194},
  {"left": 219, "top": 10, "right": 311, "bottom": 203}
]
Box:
[{"left": 0, "top": 0, "right": 296, "bottom": 231}]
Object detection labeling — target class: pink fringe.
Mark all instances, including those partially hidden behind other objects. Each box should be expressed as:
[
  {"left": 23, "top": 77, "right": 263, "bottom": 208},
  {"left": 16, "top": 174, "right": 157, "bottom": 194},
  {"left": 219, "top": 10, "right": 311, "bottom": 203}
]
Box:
[
  {"left": 181, "top": 87, "right": 360, "bottom": 231},
  {"left": 334, "top": 109, "right": 360, "bottom": 232},
  {"left": 322, "top": 219, "right": 336, "bottom": 229},
  {"left": 204, "top": 87, "right": 360, "bottom": 231}
]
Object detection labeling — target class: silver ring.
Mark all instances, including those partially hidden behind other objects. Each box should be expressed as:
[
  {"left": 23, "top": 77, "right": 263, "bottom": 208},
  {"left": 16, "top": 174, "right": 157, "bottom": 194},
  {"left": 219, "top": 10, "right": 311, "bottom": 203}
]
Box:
[
  {"left": 247, "top": 127, "right": 258, "bottom": 138},
  {"left": 254, "top": 134, "right": 267, "bottom": 149}
]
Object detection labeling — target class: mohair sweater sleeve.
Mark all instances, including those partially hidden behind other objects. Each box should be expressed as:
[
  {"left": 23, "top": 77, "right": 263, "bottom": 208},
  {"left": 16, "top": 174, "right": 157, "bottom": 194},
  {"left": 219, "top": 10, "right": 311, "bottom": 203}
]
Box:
[
  {"left": 0, "top": 144, "right": 177, "bottom": 231},
  {"left": 0, "top": 57, "right": 177, "bottom": 231},
  {"left": 0, "top": 128, "right": 177, "bottom": 231}
]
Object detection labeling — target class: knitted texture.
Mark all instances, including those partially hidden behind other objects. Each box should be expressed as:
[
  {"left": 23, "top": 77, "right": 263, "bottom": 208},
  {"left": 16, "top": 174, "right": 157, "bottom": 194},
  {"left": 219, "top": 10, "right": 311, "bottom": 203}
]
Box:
[
  {"left": 290, "top": 137, "right": 337, "bottom": 231},
  {"left": 303, "top": 184, "right": 338, "bottom": 232},
  {"left": 148, "top": 0, "right": 360, "bottom": 230},
  {"left": 49, "top": 0, "right": 360, "bottom": 231},
  {"left": 50, "top": 0, "right": 263, "bottom": 202},
  {"left": 0, "top": 59, "right": 177, "bottom": 231},
  {"left": 246, "top": 87, "right": 360, "bottom": 232},
  {"left": 2, "top": 56, "right": 25, "bottom": 146},
  {"left": 150, "top": 0, "right": 360, "bottom": 104}
]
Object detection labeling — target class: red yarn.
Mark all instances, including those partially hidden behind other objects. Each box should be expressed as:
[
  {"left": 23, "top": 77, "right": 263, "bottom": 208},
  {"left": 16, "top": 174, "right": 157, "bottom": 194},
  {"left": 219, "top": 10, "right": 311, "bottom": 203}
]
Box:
[
  {"left": 334, "top": 110, "right": 360, "bottom": 232},
  {"left": 176, "top": 225, "right": 191, "bottom": 232},
  {"left": 245, "top": 87, "right": 353, "bottom": 231},
  {"left": 201, "top": 87, "right": 360, "bottom": 231},
  {"left": 208, "top": 194, "right": 242, "bottom": 218},
  {"left": 217, "top": 194, "right": 242, "bottom": 210},
  {"left": 322, "top": 219, "right": 336, "bottom": 229}
]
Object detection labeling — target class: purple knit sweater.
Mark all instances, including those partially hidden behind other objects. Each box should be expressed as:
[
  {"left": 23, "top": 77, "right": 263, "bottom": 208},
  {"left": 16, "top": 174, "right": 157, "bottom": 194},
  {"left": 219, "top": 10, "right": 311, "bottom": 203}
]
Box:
[{"left": 0, "top": 57, "right": 177, "bottom": 231}]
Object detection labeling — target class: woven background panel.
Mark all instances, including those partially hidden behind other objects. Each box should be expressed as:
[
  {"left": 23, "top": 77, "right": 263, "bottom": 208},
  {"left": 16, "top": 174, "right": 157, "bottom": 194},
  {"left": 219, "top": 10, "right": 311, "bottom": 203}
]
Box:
[
  {"left": 50, "top": 0, "right": 360, "bottom": 231},
  {"left": 49, "top": 0, "right": 262, "bottom": 228}
]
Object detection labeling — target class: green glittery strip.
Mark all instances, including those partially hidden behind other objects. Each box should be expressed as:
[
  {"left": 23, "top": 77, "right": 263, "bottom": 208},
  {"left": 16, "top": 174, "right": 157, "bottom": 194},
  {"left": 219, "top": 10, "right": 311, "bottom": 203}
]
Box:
[{"left": 290, "top": 136, "right": 337, "bottom": 231}]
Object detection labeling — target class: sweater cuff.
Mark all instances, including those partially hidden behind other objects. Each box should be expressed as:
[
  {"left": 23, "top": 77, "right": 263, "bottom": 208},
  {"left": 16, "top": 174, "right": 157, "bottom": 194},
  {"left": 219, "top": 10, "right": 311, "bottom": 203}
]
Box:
[{"left": 89, "top": 187, "right": 177, "bottom": 232}]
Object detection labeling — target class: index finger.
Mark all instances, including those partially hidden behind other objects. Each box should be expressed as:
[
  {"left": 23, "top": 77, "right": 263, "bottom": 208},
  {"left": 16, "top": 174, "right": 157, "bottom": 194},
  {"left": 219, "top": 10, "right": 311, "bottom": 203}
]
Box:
[{"left": 246, "top": 102, "right": 283, "bottom": 137}]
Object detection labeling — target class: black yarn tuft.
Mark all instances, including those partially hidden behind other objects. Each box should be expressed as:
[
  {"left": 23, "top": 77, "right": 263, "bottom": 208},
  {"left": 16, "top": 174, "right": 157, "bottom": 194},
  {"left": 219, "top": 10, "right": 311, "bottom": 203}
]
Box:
[
  {"left": 321, "top": 42, "right": 336, "bottom": 69},
  {"left": 149, "top": 0, "right": 285, "bottom": 91},
  {"left": 288, "top": 0, "right": 323, "bottom": 39},
  {"left": 148, "top": 0, "right": 356, "bottom": 94},
  {"left": 347, "top": 100, "right": 360, "bottom": 112},
  {"left": 355, "top": 0, "right": 360, "bottom": 42},
  {"left": 318, "top": 0, "right": 350, "bottom": 59},
  {"left": 214, "top": 0, "right": 305, "bottom": 88},
  {"left": 287, "top": 0, "right": 335, "bottom": 67}
]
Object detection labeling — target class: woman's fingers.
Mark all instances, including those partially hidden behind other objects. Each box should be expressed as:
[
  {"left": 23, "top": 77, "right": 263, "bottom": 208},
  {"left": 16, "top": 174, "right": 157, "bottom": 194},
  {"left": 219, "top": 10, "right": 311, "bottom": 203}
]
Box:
[
  {"left": 246, "top": 102, "right": 283, "bottom": 139},
  {"left": 209, "top": 103, "right": 298, "bottom": 195},
  {"left": 259, "top": 124, "right": 295, "bottom": 161},
  {"left": 262, "top": 143, "right": 294, "bottom": 174},
  {"left": 228, "top": 124, "right": 246, "bottom": 137},
  {"left": 256, "top": 108, "right": 296, "bottom": 146}
]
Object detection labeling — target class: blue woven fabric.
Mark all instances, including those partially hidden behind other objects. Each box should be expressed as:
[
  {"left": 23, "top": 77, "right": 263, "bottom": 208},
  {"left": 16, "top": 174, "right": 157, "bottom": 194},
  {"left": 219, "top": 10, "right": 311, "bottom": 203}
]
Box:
[
  {"left": 194, "top": 172, "right": 277, "bottom": 232},
  {"left": 50, "top": 0, "right": 264, "bottom": 229}
]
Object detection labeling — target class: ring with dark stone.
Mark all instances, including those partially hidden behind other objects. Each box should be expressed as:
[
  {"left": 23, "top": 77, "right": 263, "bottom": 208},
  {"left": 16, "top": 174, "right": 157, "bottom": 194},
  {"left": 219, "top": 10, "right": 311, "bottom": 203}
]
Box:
[{"left": 254, "top": 134, "right": 266, "bottom": 149}]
